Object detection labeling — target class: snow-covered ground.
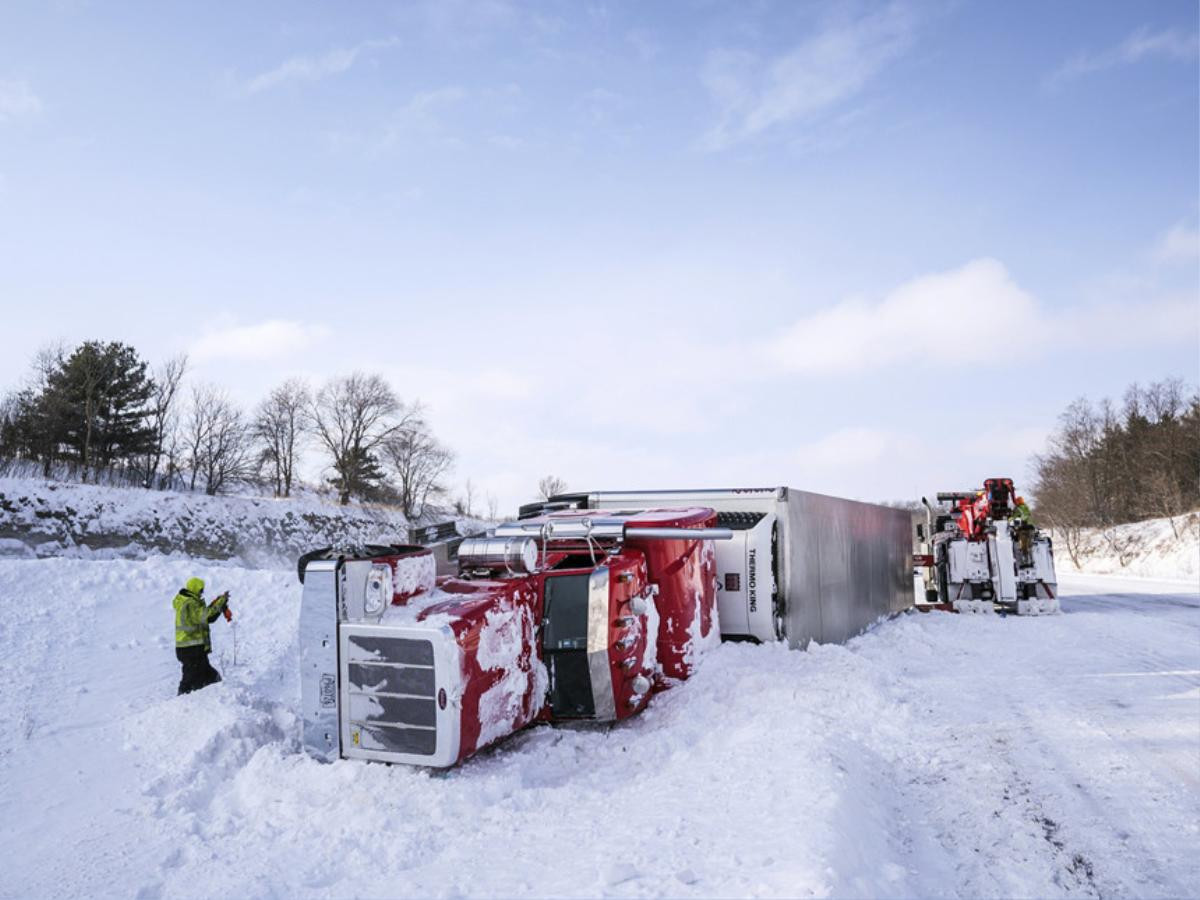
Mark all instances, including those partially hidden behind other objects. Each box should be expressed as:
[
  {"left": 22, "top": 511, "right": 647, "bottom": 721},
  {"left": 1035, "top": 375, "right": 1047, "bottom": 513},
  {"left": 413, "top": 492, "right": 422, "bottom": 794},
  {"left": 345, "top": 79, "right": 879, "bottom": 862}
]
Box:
[
  {"left": 1050, "top": 512, "right": 1199, "bottom": 581},
  {"left": 1, "top": 558, "right": 1197, "bottom": 899}
]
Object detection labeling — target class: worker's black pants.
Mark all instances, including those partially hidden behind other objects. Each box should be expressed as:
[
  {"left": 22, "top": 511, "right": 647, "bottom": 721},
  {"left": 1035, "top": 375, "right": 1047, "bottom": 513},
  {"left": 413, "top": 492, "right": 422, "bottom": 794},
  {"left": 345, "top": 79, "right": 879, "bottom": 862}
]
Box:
[{"left": 176, "top": 645, "right": 222, "bottom": 695}]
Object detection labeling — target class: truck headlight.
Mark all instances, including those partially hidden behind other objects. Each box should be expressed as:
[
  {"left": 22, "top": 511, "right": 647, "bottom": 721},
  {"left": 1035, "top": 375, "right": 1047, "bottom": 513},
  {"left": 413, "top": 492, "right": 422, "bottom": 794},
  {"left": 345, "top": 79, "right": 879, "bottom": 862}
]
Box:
[{"left": 364, "top": 564, "right": 392, "bottom": 616}]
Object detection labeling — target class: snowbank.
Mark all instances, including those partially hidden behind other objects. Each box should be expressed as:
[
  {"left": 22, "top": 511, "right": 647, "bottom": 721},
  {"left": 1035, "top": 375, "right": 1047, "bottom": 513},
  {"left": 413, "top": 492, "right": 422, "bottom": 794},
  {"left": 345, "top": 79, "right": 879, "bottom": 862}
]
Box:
[
  {"left": 0, "top": 476, "right": 412, "bottom": 566},
  {"left": 1, "top": 555, "right": 1197, "bottom": 898},
  {"left": 1049, "top": 512, "right": 1200, "bottom": 582}
]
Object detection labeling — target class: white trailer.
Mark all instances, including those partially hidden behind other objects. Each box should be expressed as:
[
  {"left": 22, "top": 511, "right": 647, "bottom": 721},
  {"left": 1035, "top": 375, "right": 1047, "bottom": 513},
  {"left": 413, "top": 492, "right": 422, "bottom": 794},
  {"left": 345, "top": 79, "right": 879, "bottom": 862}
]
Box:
[{"left": 520, "top": 487, "right": 914, "bottom": 647}]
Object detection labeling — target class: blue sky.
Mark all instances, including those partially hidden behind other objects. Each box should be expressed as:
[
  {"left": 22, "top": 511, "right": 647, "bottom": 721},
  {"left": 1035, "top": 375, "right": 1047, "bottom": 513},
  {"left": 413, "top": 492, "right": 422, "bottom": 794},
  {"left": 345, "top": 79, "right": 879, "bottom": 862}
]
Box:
[{"left": 1, "top": 1, "right": 1197, "bottom": 512}]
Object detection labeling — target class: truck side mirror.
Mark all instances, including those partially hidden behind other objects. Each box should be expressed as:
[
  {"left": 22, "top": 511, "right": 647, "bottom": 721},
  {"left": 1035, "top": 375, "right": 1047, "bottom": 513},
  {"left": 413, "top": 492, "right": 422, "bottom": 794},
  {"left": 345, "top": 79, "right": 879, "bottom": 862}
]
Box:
[{"left": 916, "top": 524, "right": 925, "bottom": 541}]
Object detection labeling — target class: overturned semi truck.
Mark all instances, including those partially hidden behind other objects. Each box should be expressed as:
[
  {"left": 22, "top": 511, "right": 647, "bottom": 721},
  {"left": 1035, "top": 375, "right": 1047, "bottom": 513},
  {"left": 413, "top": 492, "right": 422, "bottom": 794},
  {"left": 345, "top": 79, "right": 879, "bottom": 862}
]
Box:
[{"left": 299, "top": 487, "right": 913, "bottom": 768}]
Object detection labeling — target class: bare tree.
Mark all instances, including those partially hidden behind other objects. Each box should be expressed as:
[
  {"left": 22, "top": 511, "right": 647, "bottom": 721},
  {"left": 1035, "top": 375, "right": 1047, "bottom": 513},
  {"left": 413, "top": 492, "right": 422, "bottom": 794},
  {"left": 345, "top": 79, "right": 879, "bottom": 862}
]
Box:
[
  {"left": 162, "top": 425, "right": 184, "bottom": 491},
  {"left": 1138, "top": 378, "right": 1192, "bottom": 537},
  {"left": 142, "top": 354, "right": 187, "bottom": 489},
  {"left": 183, "top": 385, "right": 209, "bottom": 493},
  {"left": 184, "top": 384, "right": 253, "bottom": 495},
  {"left": 385, "top": 410, "right": 454, "bottom": 520},
  {"left": 1032, "top": 378, "right": 1200, "bottom": 547},
  {"left": 0, "top": 391, "right": 25, "bottom": 466},
  {"left": 254, "top": 378, "right": 310, "bottom": 497},
  {"left": 311, "top": 373, "right": 414, "bottom": 505},
  {"left": 458, "top": 478, "right": 477, "bottom": 518},
  {"left": 486, "top": 493, "right": 499, "bottom": 521},
  {"left": 538, "top": 475, "right": 567, "bottom": 500}
]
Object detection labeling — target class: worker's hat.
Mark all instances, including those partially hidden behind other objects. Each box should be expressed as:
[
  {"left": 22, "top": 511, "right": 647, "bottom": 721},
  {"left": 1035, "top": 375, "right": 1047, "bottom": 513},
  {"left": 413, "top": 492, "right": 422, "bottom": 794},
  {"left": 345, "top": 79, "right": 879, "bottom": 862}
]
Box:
[{"left": 185, "top": 576, "right": 205, "bottom": 595}]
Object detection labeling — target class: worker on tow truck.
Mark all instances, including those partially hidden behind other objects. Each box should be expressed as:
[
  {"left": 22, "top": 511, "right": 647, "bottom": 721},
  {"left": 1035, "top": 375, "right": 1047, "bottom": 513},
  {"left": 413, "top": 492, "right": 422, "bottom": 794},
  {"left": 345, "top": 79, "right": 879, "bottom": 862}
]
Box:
[
  {"left": 1011, "top": 496, "right": 1035, "bottom": 557},
  {"left": 172, "top": 577, "right": 232, "bottom": 695}
]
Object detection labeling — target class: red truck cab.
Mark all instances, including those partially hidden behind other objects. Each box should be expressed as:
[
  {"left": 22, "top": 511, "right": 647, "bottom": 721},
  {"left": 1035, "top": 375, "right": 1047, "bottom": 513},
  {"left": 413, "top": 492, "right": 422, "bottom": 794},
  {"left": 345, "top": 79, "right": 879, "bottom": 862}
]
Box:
[{"left": 299, "top": 507, "right": 724, "bottom": 767}]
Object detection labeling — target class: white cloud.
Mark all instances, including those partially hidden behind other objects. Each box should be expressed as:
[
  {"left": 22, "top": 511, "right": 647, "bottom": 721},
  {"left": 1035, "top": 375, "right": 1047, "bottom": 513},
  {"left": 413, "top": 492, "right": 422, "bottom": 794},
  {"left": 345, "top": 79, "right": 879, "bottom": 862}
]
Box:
[
  {"left": 1153, "top": 223, "right": 1200, "bottom": 264},
  {"left": 792, "top": 427, "right": 914, "bottom": 468},
  {"left": 1049, "top": 26, "right": 1199, "bottom": 85},
  {"left": 190, "top": 320, "right": 330, "bottom": 362},
  {"left": 960, "top": 426, "right": 1050, "bottom": 461},
  {"left": 1053, "top": 297, "right": 1197, "bottom": 347},
  {"left": 244, "top": 37, "right": 399, "bottom": 94},
  {"left": 768, "top": 258, "right": 1197, "bottom": 375},
  {"left": 325, "top": 85, "right": 468, "bottom": 154},
  {"left": 773, "top": 424, "right": 1048, "bottom": 502},
  {"left": 0, "top": 79, "right": 42, "bottom": 123},
  {"left": 768, "top": 258, "right": 1038, "bottom": 374},
  {"left": 375, "top": 86, "right": 467, "bottom": 151},
  {"left": 701, "top": 5, "right": 913, "bottom": 150}
]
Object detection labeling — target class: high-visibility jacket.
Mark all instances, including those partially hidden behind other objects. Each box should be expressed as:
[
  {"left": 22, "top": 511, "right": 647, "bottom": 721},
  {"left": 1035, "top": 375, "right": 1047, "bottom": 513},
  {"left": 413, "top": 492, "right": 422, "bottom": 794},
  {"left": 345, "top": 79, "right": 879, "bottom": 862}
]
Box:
[
  {"left": 173, "top": 579, "right": 227, "bottom": 651},
  {"left": 1012, "top": 501, "right": 1033, "bottom": 526}
]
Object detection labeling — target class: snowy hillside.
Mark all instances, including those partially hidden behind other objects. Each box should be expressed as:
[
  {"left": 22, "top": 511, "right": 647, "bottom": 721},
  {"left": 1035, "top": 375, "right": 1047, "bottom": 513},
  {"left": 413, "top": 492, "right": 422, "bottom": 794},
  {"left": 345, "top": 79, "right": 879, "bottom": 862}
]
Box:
[
  {"left": 1049, "top": 512, "right": 1199, "bottom": 581},
  {"left": 0, "top": 477, "right": 414, "bottom": 565},
  {"left": 1, "top": 555, "right": 1196, "bottom": 898}
]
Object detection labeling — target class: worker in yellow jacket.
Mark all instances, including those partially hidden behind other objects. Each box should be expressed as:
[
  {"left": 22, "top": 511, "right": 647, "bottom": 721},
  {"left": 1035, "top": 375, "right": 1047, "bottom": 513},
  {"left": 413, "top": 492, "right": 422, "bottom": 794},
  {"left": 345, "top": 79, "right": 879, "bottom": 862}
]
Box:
[
  {"left": 173, "top": 577, "right": 231, "bottom": 695},
  {"left": 1011, "top": 496, "right": 1035, "bottom": 556}
]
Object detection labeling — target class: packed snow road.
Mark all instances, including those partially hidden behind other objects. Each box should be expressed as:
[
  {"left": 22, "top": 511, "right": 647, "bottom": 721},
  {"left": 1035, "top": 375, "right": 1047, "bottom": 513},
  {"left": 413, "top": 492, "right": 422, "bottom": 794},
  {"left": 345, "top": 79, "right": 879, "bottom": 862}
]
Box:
[{"left": 0, "top": 558, "right": 1196, "bottom": 899}]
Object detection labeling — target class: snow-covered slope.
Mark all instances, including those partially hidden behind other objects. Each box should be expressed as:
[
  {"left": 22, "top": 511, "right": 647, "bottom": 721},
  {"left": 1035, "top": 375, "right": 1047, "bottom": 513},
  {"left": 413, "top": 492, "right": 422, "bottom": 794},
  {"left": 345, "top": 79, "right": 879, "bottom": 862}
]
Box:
[
  {"left": 1049, "top": 512, "right": 1199, "bottom": 581},
  {"left": 0, "top": 477, "right": 412, "bottom": 565},
  {"left": 1, "top": 556, "right": 1196, "bottom": 899}
]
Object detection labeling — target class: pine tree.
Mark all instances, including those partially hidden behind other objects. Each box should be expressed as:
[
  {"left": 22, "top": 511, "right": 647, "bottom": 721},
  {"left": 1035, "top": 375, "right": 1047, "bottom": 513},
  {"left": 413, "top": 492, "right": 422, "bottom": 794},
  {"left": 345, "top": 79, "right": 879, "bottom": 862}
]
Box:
[{"left": 45, "top": 341, "right": 155, "bottom": 479}]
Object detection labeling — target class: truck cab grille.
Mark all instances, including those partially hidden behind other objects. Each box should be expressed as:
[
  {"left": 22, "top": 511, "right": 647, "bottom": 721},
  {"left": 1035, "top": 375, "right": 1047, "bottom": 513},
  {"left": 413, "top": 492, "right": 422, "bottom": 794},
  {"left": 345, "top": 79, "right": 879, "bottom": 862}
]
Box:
[{"left": 341, "top": 630, "right": 438, "bottom": 758}]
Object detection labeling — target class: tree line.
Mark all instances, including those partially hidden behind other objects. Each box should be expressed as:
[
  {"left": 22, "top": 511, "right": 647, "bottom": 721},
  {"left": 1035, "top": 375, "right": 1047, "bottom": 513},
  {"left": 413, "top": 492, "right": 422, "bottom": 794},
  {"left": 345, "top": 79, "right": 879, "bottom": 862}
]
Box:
[
  {"left": 0, "top": 341, "right": 455, "bottom": 518},
  {"left": 1032, "top": 377, "right": 1199, "bottom": 543}
]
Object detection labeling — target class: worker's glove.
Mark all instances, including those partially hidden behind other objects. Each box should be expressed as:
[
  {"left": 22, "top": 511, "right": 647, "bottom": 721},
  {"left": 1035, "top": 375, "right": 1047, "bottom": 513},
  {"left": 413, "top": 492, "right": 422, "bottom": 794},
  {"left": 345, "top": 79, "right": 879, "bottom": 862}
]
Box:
[{"left": 222, "top": 605, "right": 233, "bottom": 622}]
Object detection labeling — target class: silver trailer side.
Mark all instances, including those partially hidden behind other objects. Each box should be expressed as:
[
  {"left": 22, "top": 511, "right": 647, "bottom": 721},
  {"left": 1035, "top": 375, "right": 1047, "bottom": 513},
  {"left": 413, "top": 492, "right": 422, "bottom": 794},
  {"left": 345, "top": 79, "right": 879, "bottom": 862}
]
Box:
[
  {"left": 781, "top": 489, "right": 913, "bottom": 646},
  {"left": 570, "top": 487, "right": 913, "bottom": 648}
]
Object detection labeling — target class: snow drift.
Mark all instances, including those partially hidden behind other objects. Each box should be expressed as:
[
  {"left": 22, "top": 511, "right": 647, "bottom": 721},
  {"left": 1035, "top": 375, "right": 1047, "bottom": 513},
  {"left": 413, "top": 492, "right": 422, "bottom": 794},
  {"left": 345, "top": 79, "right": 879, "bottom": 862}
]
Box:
[{"left": 1050, "top": 512, "right": 1200, "bottom": 581}]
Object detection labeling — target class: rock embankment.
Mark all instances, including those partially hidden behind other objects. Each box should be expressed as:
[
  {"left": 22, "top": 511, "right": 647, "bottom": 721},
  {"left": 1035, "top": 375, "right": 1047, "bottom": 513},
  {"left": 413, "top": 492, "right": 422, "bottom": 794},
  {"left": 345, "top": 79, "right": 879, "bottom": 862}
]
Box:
[{"left": 0, "top": 477, "right": 411, "bottom": 566}]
